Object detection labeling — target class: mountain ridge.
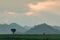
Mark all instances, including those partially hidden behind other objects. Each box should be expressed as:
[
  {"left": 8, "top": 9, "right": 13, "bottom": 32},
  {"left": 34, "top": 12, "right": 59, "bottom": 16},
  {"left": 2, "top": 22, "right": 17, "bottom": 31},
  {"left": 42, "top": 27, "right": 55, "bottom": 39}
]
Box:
[
  {"left": 26, "top": 23, "right": 60, "bottom": 34},
  {"left": 0, "top": 23, "right": 60, "bottom": 34},
  {"left": 0, "top": 23, "right": 27, "bottom": 34}
]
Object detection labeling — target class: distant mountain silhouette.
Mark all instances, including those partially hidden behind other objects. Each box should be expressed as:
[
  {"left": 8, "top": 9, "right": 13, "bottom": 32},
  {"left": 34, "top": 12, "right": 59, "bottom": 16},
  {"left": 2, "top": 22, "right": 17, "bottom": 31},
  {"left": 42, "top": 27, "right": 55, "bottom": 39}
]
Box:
[
  {"left": 0, "top": 23, "right": 27, "bottom": 34},
  {"left": 26, "top": 23, "right": 60, "bottom": 34},
  {"left": 53, "top": 26, "right": 60, "bottom": 31},
  {"left": 0, "top": 23, "right": 60, "bottom": 34}
]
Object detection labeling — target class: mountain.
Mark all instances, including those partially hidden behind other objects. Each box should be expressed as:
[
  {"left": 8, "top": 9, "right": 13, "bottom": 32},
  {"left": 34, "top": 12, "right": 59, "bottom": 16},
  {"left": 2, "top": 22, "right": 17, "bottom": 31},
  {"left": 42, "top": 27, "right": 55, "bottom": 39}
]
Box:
[
  {"left": 24, "top": 26, "right": 32, "bottom": 31},
  {"left": 0, "top": 23, "right": 27, "bottom": 34},
  {"left": 9, "top": 23, "right": 28, "bottom": 34},
  {"left": 53, "top": 26, "right": 60, "bottom": 31},
  {"left": 0, "top": 23, "right": 60, "bottom": 34},
  {"left": 26, "top": 23, "right": 60, "bottom": 34}
]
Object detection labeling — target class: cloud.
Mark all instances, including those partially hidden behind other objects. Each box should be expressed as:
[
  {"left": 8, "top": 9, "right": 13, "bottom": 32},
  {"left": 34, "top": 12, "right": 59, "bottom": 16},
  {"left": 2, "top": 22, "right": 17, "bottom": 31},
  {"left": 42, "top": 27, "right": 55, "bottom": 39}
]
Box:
[
  {"left": 28, "top": 1, "right": 55, "bottom": 11},
  {"left": 4, "top": 11, "right": 16, "bottom": 15},
  {"left": 7, "top": 12, "right": 16, "bottom": 15},
  {"left": 25, "top": 11, "right": 35, "bottom": 16},
  {"left": 27, "top": 0, "right": 60, "bottom": 16},
  {"left": 25, "top": 11, "right": 39, "bottom": 16}
]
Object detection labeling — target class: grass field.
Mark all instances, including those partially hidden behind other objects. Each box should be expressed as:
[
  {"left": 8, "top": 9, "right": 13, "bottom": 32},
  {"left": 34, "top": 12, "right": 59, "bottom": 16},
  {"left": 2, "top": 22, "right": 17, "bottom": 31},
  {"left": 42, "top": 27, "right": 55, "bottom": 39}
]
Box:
[{"left": 0, "top": 34, "right": 60, "bottom": 40}]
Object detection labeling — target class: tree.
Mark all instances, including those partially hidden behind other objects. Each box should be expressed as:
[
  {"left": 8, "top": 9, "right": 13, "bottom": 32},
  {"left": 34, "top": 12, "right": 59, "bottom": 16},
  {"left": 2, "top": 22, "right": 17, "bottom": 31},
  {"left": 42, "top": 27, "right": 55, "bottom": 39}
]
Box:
[
  {"left": 11, "top": 29, "right": 16, "bottom": 34},
  {"left": 43, "top": 32, "right": 45, "bottom": 35}
]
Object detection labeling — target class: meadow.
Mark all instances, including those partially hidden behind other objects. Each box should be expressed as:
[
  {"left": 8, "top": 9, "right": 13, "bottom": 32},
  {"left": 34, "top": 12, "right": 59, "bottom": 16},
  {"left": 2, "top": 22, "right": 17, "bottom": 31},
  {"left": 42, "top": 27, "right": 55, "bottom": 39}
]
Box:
[{"left": 0, "top": 34, "right": 60, "bottom": 40}]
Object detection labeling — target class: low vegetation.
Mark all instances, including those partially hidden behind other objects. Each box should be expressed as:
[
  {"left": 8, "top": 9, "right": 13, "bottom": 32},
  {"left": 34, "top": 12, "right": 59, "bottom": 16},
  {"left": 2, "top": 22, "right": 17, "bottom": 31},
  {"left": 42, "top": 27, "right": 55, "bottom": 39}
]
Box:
[{"left": 0, "top": 34, "right": 60, "bottom": 40}]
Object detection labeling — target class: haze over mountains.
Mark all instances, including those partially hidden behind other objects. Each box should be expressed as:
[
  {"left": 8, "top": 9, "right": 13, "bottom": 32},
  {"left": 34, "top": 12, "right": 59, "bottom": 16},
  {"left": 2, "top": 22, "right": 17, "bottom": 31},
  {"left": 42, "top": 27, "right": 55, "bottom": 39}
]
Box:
[
  {"left": 26, "top": 23, "right": 60, "bottom": 34},
  {"left": 0, "top": 23, "right": 60, "bottom": 34},
  {"left": 0, "top": 23, "right": 28, "bottom": 34}
]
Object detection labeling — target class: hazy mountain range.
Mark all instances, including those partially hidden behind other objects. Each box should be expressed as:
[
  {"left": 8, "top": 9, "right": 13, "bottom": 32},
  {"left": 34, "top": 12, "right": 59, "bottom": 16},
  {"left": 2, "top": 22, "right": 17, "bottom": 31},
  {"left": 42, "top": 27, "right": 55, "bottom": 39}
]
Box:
[
  {"left": 26, "top": 23, "right": 60, "bottom": 34},
  {"left": 0, "top": 23, "right": 28, "bottom": 34},
  {"left": 0, "top": 23, "right": 60, "bottom": 34}
]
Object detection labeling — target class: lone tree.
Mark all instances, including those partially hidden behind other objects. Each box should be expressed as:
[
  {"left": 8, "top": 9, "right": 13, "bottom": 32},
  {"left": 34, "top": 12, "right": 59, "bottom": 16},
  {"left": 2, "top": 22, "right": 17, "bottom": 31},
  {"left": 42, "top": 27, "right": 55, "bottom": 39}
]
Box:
[
  {"left": 43, "top": 32, "right": 45, "bottom": 35},
  {"left": 11, "top": 29, "right": 16, "bottom": 34}
]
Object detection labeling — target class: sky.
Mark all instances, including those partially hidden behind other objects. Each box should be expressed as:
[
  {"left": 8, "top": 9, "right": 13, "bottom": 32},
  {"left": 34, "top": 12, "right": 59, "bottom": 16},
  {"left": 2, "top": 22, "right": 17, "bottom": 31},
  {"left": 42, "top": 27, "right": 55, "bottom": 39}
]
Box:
[{"left": 0, "top": 0, "right": 60, "bottom": 26}]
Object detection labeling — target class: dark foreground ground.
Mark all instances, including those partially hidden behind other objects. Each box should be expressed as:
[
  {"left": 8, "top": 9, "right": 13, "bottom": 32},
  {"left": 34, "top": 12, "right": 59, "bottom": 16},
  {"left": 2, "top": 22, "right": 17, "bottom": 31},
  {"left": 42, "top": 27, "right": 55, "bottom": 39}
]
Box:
[{"left": 0, "top": 34, "right": 60, "bottom": 40}]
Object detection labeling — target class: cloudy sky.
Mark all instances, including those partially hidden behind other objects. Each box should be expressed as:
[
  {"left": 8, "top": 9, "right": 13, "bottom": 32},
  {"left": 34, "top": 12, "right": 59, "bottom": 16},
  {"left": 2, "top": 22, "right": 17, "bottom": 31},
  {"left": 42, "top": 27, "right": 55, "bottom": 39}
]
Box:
[{"left": 0, "top": 0, "right": 60, "bottom": 26}]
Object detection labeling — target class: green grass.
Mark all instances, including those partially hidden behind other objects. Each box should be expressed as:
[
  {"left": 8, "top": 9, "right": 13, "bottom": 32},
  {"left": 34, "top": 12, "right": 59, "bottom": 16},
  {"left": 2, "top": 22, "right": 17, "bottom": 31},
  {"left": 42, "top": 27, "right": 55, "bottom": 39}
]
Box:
[{"left": 0, "top": 34, "right": 60, "bottom": 40}]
